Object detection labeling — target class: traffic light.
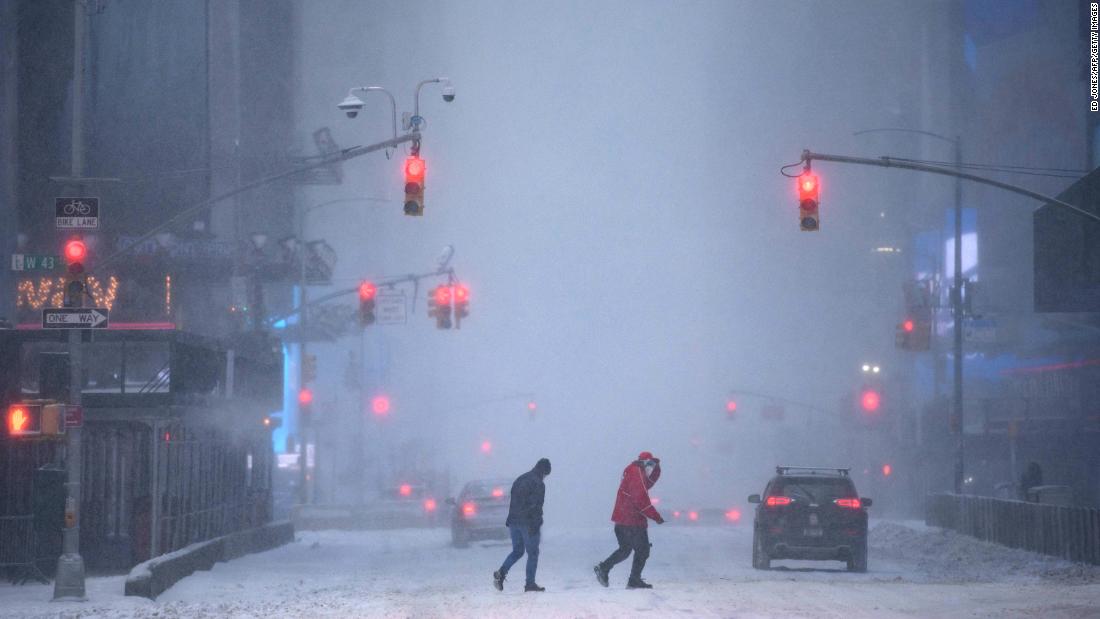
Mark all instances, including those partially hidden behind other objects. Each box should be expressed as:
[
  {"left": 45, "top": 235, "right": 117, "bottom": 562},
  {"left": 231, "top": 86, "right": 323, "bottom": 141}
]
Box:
[
  {"left": 403, "top": 155, "right": 426, "bottom": 216},
  {"left": 428, "top": 285, "right": 452, "bottom": 329},
  {"left": 298, "top": 388, "right": 313, "bottom": 417},
  {"left": 895, "top": 315, "right": 931, "bottom": 351},
  {"left": 358, "top": 281, "right": 377, "bottom": 326},
  {"left": 371, "top": 394, "right": 391, "bottom": 416},
  {"left": 63, "top": 238, "right": 86, "bottom": 273},
  {"left": 63, "top": 237, "right": 87, "bottom": 307},
  {"left": 453, "top": 284, "right": 469, "bottom": 328},
  {"left": 860, "top": 388, "right": 881, "bottom": 414},
  {"left": 797, "top": 171, "right": 820, "bottom": 231},
  {"left": 7, "top": 403, "right": 42, "bottom": 437}
]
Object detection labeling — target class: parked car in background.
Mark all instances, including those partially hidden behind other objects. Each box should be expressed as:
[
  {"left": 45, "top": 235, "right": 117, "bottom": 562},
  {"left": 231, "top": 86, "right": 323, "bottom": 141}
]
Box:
[{"left": 448, "top": 478, "right": 512, "bottom": 547}]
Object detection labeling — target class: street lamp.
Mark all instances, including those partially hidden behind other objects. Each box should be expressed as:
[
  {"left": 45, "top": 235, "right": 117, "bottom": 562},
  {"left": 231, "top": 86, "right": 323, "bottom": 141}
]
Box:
[{"left": 854, "top": 127, "right": 965, "bottom": 494}]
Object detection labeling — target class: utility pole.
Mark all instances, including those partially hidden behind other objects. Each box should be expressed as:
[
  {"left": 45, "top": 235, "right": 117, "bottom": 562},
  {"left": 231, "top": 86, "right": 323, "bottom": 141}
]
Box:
[
  {"left": 951, "top": 137, "right": 965, "bottom": 495},
  {"left": 54, "top": 0, "right": 87, "bottom": 601},
  {"left": 297, "top": 205, "right": 310, "bottom": 506}
]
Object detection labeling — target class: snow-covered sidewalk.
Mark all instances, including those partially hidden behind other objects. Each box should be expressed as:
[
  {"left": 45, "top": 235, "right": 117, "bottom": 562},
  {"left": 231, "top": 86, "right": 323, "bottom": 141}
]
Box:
[{"left": 1, "top": 521, "right": 1097, "bottom": 618}]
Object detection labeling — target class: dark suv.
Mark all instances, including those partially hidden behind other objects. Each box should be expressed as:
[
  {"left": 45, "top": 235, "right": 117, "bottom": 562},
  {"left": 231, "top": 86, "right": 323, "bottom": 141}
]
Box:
[{"left": 748, "top": 466, "right": 872, "bottom": 572}]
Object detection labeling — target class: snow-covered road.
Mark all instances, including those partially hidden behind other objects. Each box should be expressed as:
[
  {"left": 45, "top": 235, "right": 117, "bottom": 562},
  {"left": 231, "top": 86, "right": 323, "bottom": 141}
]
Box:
[{"left": 2, "top": 521, "right": 1098, "bottom": 618}]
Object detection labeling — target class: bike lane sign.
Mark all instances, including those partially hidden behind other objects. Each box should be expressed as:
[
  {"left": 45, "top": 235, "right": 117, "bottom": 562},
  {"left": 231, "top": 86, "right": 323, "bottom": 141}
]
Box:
[{"left": 55, "top": 197, "right": 100, "bottom": 229}]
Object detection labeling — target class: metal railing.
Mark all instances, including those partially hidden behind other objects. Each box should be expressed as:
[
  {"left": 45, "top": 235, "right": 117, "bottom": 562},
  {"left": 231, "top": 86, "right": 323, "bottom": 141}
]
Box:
[{"left": 927, "top": 493, "right": 1100, "bottom": 565}]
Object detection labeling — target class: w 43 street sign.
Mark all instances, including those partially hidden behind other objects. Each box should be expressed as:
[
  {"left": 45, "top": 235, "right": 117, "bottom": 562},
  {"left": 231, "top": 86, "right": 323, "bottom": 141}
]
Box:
[{"left": 10, "top": 254, "right": 60, "bottom": 271}]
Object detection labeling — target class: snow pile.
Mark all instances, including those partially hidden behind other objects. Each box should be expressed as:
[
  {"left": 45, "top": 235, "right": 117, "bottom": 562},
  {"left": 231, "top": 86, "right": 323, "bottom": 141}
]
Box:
[{"left": 870, "top": 520, "right": 1100, "bottom": 584}]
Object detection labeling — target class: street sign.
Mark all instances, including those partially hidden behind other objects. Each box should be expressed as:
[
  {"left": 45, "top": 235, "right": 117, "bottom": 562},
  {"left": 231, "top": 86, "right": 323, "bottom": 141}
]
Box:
[
  {"left": 963, "top": 316, "right": 997, "bottom": 344},
  {"left": 55, "top": 197, "right": 100, "bottom": 229},
  {"left": 10, "top": 254, "right": 61, "bottom": 271},
  {"left": 64, "top": 405, "right": 83, "bottom": 428},
  {"left": 41, "top": 308, "right": 109, "bottom": 329},
  {"left": 376, "top": 292, "right": 407, "bottom": 325}
]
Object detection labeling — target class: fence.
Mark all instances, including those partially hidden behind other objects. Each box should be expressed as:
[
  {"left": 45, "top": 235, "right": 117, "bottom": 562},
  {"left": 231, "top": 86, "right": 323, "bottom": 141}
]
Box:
[{"left": 926, "top": 493, "right": 1100, "bottom": 565}]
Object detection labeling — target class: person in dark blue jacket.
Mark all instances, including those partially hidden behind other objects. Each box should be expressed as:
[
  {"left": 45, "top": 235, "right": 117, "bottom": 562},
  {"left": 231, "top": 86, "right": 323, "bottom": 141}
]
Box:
[{"left": 493, "top": 458, "right": 551, "bottom": 592}]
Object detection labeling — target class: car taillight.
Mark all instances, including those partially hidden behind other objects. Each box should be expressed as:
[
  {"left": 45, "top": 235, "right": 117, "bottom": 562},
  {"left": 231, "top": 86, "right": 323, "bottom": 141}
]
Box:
[
  {"left": 688, "top": 511, "right": 699, "bottom": 521},
  {"left": 399, "top": 483, "right": 412, "bottom": 497},
  {"left": 834, "top": 498, "right": 861, "bottom": 509},
  {"left": 462, "top": 501, "right": 477, "bottom": 517},
  {"left": 492, "top": 487, "right": 504, "bottom": 498},
  {"left": 765, "top": 496, "right": 792, "bottom": 507},
  {"left": 725, "top": 508, "right": 741, "bottom": 522},
  {"left": 423, "top": 498, "right": 437, "bottom": 512},
  {"left": 672, "top": 511, "right": 681, "bottom": 519}
]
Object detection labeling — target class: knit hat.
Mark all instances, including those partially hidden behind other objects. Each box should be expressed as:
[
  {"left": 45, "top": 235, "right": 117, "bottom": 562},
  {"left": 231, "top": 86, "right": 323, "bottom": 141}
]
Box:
[{"left": 638, "top": 451, "right": 654, "bottom": 461}]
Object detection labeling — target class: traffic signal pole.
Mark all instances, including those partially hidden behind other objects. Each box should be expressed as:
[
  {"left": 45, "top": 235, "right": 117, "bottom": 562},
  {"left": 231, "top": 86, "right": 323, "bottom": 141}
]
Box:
[
  {"left": 951, "top": 139, "right": 964, "bottom": 495},
  {"left": 798, "top": 148, "right": 1100, "bottom": 495},
  {"left": 54, "top": 0, "right": 87, "bottom": 601}
]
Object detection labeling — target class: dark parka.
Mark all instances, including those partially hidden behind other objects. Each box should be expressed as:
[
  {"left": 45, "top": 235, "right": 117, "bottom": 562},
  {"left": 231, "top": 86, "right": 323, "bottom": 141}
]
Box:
[{"left": 505, "top": 464, "right": 548, "bottom": 530}]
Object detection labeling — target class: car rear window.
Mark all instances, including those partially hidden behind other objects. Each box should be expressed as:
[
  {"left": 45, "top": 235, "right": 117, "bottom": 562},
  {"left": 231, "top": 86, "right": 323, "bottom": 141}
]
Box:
[
  {"left": 465, "top": 481, "right": 510, "bottom": 499},
  {"left": 769, "top": 477, "right": 857, "bottom": 503}
]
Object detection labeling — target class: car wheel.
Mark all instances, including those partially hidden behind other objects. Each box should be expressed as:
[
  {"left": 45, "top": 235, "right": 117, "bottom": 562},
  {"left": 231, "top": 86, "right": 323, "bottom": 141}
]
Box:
[
  {"left": 752, "top": 532, "right": 770, "bottom": 570},
  {"left": 452, "top": 526, "right": 469, "bottom": 548},
  {"left": 847, "top": 540, "right": 867, "bottom": 573}
]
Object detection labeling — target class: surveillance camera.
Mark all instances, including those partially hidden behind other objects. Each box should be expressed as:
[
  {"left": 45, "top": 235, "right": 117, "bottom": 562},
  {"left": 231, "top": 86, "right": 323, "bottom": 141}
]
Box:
[
  {"left": 441, "top": 80, "right": 455, "bottom": 102},
  {"left": 338, "top": 93, "right": 365, "bottom": 119}
]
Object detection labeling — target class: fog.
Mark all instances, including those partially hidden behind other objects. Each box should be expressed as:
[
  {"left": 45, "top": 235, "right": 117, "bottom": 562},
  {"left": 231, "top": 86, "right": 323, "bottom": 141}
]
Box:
[{"left": 285, "top": 0, "right": 972, "bottom": 524}]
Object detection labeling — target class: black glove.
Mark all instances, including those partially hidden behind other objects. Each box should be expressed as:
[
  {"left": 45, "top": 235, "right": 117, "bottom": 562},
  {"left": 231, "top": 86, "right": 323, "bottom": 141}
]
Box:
[{"left": 654, "top": 514, "right": 665, "bottom": 525}]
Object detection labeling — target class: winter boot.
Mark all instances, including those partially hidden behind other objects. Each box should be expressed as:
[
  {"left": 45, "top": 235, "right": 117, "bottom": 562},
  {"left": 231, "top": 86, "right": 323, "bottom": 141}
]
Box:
[
  {"left": 524, "top": 582, "right": 546, "bottom": 592},
  {"left": 626, "top": 577, "right": 653, "bottom": 589},
  {"left": 593, "top": 564, "right": 609, "bottom": 587},
  {"left": 493, "top": 570, "right": 505, "bottom": 591}
]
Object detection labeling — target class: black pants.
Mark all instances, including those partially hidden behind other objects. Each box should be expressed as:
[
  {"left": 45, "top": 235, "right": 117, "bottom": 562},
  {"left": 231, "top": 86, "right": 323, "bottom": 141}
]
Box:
[{"left": 599, "top": 525, "right": 650, "bottom": 580}]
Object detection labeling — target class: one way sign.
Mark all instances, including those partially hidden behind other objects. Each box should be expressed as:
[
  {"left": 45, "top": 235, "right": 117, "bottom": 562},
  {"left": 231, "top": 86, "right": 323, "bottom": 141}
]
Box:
[{"left": 42, "top": 308, "right": 110, "bottom": 329}]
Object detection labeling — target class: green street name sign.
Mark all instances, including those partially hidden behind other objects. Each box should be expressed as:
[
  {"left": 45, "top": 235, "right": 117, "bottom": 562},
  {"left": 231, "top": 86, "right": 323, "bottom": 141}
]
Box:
[{"left": 10, "top": 254, "right": 61, "bottom": 272}]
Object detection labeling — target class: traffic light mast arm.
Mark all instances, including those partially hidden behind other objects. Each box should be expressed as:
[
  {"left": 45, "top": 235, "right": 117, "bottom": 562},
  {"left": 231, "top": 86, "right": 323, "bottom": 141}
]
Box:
[
  {"left": 730, "top": 387, "right": 831, "bottom": 415},
  {"left": 266, "top": 266, "right": 457, "bottom": 328},
  {"left": 800, "top": 150, "right": 1100, "bottom": 224},
  {"left": 90, "top": 132, "right": 422, "bottom": 275}
]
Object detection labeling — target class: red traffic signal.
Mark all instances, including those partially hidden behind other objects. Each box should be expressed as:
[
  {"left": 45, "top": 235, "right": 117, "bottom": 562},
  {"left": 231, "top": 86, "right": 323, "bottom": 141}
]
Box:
[
  {"left": 896, "top": 316, "right": 931, "bottom": 351},
  {"left": 860, "top": 389, "right": 881, "bottom": 413},
  {"left": 298, "top": 388, "right": 314, "bottom": 406},
  {"left": 404, "top": 156, "right": 426, "bottom": 216},
  {"left": 358, "top": 281, "right": 377, "bottom": 300},
  {"left": 428, "top": 285, "right": 453, "bottom": 329},
  {"left": 358, "top": 281, "right": 377, "bottom": 327},
  {"left": 798, "top": 173, "right": 818, "bottom": 199},
  {"left": 62, "top": 237, "right": 86, "bottom": 278},
  {"left": 404, "top": 156, "right": 426, "bottom": 182},
  {"left": 64, "top": 239, "right": 87, "bottom": 264},
  {"left": 433, "top": 286, "right": 452, "bottom": 306},
  {"left": 453, "top": 284, "right": 470, "bottom": 327},
  {"left": 797, "top": 171, "right": 820, "bottom": 232}
]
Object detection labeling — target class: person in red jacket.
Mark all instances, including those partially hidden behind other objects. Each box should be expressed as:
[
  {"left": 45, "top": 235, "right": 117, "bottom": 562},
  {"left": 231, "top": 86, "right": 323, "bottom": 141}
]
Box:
[{"left": 593, "top": 451, "right": 664, "bottom": 589}]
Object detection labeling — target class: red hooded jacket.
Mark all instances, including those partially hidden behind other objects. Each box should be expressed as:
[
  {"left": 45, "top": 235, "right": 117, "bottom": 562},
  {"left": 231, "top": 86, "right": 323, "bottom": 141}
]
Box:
[{"left": 610, "top": 457, "right": 663, "bottom": 527}]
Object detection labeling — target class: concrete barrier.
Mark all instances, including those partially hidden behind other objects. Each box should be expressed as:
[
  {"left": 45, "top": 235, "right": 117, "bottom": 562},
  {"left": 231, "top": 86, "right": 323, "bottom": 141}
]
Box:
[
  {"left": 927, "top": 493, "right": 1100, "bottom": 565},
  {"left": 125, "top": 520, "right": 294, "bottom": 599}
]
